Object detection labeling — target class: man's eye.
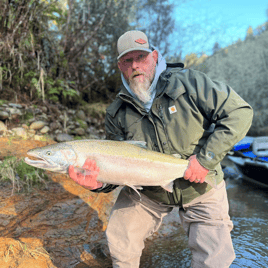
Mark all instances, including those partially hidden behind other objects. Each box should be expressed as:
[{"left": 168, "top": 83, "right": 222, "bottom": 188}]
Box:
[
  {"left": 138, "top": 54, "right": 144, "bottom": 59},
  {"left": 125, "top": 58, "right": 133, "bottom": 63}
]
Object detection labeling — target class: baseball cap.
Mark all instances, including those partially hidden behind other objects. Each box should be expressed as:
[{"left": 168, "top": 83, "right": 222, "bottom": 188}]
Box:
[{"left": 117, "top": 30, "right": 152, "bottom": 60}]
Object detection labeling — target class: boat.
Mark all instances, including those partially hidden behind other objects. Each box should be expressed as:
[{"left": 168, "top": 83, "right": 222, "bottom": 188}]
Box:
[{"left": 227, "top": 136, "right": 268, "bottom": 187}]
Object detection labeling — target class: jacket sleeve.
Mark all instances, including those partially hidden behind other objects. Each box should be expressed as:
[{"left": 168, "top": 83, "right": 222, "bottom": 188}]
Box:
[
  {"left": 189, "top": 70, "right": 254, "bottom": 170},
  {"left": 91, "top": 104, "right": 125, "bottom": 194}
]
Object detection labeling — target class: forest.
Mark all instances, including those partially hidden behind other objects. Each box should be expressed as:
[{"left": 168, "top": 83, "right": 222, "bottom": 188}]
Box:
[{"left": 0, "top": 0, "right": 177, "bottom": 107}]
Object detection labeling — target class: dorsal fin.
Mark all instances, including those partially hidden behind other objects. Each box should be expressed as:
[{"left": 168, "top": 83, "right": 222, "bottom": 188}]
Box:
[{"left": 123, "top": 141, "right": 147, "bottom": 149}]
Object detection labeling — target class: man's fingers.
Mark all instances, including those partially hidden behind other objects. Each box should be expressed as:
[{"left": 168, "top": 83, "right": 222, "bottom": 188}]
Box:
[
  {"left": 68, "top": 165, "right": 77, "bottom": 180},
  {"left": 83, "top": 159, "right": 96, "bottom": 169},
  {"left": 185, "top": 170, "right": 202, "bottom": 183},
  {"left": 189, "top": 174, "right": 197, "bottom": 183},
  {"left": 184, "top": 168, "right": 192, "bottom": 180},
  {"left": 68, "top": 159, "right": 102, "bottom": 190}
]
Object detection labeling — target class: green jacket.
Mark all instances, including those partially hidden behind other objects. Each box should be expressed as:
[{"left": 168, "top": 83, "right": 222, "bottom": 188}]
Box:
[{"left": 98, "top": 65, "right": 253, "bottom": 205}]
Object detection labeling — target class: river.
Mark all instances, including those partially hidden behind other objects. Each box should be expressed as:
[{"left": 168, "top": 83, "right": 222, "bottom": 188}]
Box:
[{"left": 140, "top": 167, "right": 268, "bottom": 268}]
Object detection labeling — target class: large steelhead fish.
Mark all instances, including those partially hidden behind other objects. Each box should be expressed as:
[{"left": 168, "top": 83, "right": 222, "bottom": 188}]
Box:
[{"left": 24, "top": 140, "right": 217, "bottom": 193}]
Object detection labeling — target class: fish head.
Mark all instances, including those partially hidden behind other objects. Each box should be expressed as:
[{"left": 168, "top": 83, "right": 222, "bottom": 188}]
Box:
[{"left": 24, "top": 143, "right": 77, "bottom": 173}]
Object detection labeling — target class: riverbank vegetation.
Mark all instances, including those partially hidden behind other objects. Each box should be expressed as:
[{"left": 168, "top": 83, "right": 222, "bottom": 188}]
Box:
[
  {"left": 0, "top": 0, "right": 176, "bottom": 107},
  {"left": 0, "top": 156, "right": 49, "bottom": 195}
]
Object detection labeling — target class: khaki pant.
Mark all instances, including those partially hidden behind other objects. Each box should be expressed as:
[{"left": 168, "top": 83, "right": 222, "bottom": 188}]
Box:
[{"left": 106, "top": 181, "right": 236, "bottom": 268}]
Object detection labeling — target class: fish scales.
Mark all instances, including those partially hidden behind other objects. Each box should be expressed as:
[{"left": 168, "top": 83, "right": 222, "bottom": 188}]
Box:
[
  {"left": 24, "top": 139, "right": 218, "bottom": 192},
  {"left": 63, "top": 140, "right": 189, "bottom": 187}
]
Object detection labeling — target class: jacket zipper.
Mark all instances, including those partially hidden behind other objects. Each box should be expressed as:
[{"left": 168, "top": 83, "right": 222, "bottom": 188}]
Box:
[
  {"left": 158, "top": 104, "right": 171, "bottom": 153},
  {"left": 147, "top": 110, "right": 163, "bottom": 153},
  {"left": 158, "top": 104, "right": 176, "bottom": 204}
]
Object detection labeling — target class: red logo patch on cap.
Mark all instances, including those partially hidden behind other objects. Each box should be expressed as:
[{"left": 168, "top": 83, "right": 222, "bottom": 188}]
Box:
[{"left": 135, "top": 38, "right": 147, "bottom": 44}]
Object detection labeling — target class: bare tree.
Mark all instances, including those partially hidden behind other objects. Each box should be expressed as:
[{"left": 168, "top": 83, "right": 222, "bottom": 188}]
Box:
[
  {"left": 58, "top": 0, "right": 136, "bottom": 102},
  {"left": 134, "top": 0, "right": 175, "bottom": 56}
]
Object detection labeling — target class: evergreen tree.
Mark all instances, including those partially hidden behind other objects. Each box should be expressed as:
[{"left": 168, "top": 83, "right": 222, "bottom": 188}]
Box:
[
  {"left": 246, "top": 26, "right": 254, "bottom": 40},
  {"left": 212, "top": 42, "right": 221, "bottom": 54}
]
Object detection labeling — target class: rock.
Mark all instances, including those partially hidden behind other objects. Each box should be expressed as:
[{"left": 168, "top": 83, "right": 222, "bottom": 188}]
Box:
[
  {"left": 50, "top": 121, "right": 62, "bottom": 131},
  {"left": 67, "top": 128, "right": 74, "bottom": 135},
  {"left": 0, "top": 111, "right": 9, "bottom": 120},
  {"left": 34, "top": 135, "right": 44, "bottom": 141},
  {"left": 55, "top": 133, "right": 73, "bottom": 142},
  {"left": 28, "top": 117, "right": 36, "bottom": 124},
  {"left": 77, "top": 110, "right": 86, "bottom": 121},
  {"left": 86, "top": 126, "right": 95, "bottom": 134},
  {"left": 30, "top": 121, "right": 46, "bottom": 130},
  {"left": 67, "top": 109, "right": 76, "bottom": 116},
  {"left": 50, "top": 106, "right": 61, "bottom": 116},
  {"left": 92, "top": 118, "right": 98, "bottom": 125},
  {"left": 33, "top": 108, "right": 43, "bottom": 115},
  {"left": 22, "top": 124, "right": 29, "bottom": 130},
  {"left": 28, "top": 129, "right": 36, "bottom": 134},
  {"left": 41, "top": 106, "right": 48, "bottom": 113},
  {"left": 0, "top": 101, "right": 106, "bottom": 141},
  {"left": 8, "top": 107, "right": 23, "bottom": 117},
  {"left": 59, "top": 114, "right": 65, "bottom": 121},
  {"left": 89, "top": 134, "right": 100, "bottom": 140},
  {"left": 38, "top": 113, "right": 49, "bottom": 121},
  {"left": 86, "top": 118, "right": 92, "bottom": 125},
  {"left": 40, "top": 126, "right": 50, "bottom": 134},
  {"left": 9, "top": 103, "right": 23, "bottom": 109},
  {"left": 67, "top": 124, "right": 76, "bottom": 130},
  {"left": 0, "top": 121, "right": 7, "bottom": 135},
  {"left": 11, "top": 127, "right": 27, "bottom": 138},
  {"left": 76, "top": 127, "right": 85, "bottom": 136}
]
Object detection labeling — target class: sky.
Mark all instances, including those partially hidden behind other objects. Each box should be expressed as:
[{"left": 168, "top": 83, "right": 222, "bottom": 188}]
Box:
[{"left": 170, "top": 0, "right": 268, "bottom": 58}]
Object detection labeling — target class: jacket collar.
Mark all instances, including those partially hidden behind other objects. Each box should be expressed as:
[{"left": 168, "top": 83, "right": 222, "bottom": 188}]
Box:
[
  {"left": 156, "top": 69, "right": 186, "bottom": 100},
  {"left": 117, "top": 86, "right": 148, "bottom": 113}
]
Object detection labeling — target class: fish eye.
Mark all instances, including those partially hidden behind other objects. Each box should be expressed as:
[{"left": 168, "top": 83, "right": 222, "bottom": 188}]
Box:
[{"left": 46, "top": 151, "right": 52, "bottom": 156}]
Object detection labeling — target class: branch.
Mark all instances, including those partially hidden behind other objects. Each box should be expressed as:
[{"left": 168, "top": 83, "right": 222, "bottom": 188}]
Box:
[{"left": 68, "top": 0, "right": 112, "bottom": 61}]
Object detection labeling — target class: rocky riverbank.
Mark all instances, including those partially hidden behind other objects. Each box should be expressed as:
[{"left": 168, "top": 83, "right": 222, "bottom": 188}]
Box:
[{"left": 0, "top": 101, "right": 106, "bottom": 142}]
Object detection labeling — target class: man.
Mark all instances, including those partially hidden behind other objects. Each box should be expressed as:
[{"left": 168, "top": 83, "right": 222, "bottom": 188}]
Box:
[{"left": 69, "top": 30, "right": 253, "bottom": 267}]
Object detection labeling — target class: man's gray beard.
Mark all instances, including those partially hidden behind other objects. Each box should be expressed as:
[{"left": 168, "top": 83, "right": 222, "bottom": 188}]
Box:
[{"left": 129, "top": 76, "right": 152, "bottom": 104}]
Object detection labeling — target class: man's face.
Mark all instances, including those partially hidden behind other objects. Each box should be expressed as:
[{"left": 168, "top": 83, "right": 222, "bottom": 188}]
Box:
[{"left": 118, "top": 50, "right": 158, "bottom": 103}]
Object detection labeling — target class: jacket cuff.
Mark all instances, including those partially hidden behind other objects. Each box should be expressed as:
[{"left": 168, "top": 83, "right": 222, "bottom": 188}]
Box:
[{"left": 196, "top": 152, "right": 217, "bottom": 170}]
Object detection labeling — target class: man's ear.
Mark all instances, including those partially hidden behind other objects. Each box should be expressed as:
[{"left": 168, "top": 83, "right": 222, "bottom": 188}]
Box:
[
  {"left": 152, "top": 50, "right": 158, "bottom": 63},
  {"left": 117, "top": 61, "right": 122, "bottom": 72}
]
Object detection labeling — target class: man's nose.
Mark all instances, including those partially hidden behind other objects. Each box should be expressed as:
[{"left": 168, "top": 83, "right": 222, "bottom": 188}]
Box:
[{"left": 131, "top": 60, "right": 139, "bottom": 69}]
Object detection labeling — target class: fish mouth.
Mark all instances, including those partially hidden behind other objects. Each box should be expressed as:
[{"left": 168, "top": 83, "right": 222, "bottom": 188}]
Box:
[{"left": 24, "top": 151, "right": 57, "bottom": 170}]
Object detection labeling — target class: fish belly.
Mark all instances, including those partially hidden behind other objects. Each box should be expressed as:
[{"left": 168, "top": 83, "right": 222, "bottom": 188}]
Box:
[{"left": 94, "top": 154, "right": 188, "bottom": 187}]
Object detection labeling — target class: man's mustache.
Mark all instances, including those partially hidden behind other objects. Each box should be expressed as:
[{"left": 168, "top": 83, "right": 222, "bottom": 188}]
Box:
[{"left": 130, "top": 71, "right": 146, "bottom": 80}]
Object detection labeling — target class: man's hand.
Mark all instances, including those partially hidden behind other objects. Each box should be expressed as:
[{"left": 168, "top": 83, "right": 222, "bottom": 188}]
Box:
[
  {"left": 68, "top": 159, "right": 103, "bottom": 190},
  {"left": 184, "top": 155, "right": 209, "bottom": 184}
]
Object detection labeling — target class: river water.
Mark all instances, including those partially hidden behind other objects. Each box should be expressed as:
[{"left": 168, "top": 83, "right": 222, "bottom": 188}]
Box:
[{"left": 140, "top": 166, "right": 268, "bottom": 268}]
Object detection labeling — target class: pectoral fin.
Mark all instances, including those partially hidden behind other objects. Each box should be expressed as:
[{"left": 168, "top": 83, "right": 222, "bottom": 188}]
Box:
[
  {"left": 125, "top": 184, "right": 142, "bottom": 199},
  {"left": 161, "top": 181, "right": 174, "bottom": 193},
  {"left": 124, "top": 141, "right": 147, "bottom": 149}
]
